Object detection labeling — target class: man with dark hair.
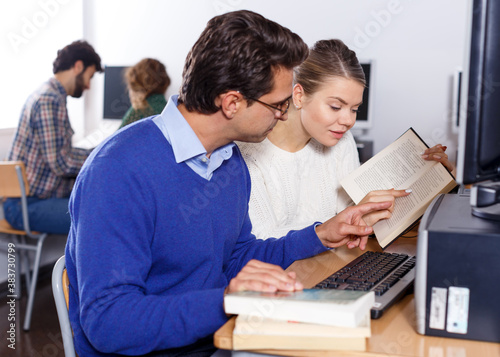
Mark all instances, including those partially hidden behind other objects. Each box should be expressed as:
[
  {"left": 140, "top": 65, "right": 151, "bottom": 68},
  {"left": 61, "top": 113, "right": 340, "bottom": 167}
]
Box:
[
  {"left": 4, "top": 40, "right": 102, "bottom": 234},
  {"left": 65, "top": 11, "right": 390, "bottom": 356}
]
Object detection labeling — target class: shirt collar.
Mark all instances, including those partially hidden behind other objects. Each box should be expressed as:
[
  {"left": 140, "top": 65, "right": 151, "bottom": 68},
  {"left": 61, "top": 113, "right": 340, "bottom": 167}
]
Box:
[
  {"left": 49, "top": 77, "right": 68, "bottom": 98},
  {"left": 153, "top": 95, "right": 235, "bottom": 163}
]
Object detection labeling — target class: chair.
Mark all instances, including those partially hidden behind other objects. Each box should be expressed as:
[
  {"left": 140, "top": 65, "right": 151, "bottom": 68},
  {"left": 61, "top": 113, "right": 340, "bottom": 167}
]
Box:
[
  {"left": 52, "top": 255, "right": 76, "bottom": 357},
  {"left": 0, "top": 161, "right": 48, "bottom": 331}
]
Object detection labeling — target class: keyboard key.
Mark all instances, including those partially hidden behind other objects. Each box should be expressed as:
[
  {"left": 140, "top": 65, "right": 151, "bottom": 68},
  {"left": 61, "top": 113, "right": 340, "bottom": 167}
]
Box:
[
  {"left": 346, "top": 277, "right": 367, "bottom": 284},
  {"left": 337, "top": 273, "right": 351, "bottom": 282}
]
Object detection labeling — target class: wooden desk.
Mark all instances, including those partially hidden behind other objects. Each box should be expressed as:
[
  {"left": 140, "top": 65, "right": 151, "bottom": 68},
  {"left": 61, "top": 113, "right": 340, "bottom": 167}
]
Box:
[{"left": 214, "top": 235, "right": 500, "bottom": 357}]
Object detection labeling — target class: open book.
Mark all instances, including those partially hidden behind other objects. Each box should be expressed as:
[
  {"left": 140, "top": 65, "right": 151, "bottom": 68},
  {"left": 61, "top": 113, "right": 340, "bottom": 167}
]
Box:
[{"left": 341, "top": 128, "right": 456, "bottom": 248}]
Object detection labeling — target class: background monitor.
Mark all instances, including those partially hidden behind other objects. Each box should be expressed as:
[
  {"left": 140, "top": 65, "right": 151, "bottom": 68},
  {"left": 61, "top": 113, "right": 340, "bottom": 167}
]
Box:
[
  {"left": 451, "top": 67, "right": 463, "bottom": 134},
  {"left": 102, "top": 66, "right": 131, "bottom": 119},
  {"left": 457, "top": 0, "right": 500, "bottom": 220},
  {"left": 352, "top": 62, "right": 373, "bottom": 130}
]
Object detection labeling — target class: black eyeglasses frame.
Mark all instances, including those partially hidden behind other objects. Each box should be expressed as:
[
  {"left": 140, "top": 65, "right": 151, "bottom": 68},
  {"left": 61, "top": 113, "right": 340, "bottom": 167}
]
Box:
[{"left": 245, "top": 95, "right": 292, "bottom": 116}]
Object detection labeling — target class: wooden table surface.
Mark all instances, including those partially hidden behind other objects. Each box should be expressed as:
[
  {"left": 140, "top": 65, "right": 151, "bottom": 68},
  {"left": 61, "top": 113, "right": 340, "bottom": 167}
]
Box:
[{"left": 214, "top": 233, "right": 500, "bottom": 357}]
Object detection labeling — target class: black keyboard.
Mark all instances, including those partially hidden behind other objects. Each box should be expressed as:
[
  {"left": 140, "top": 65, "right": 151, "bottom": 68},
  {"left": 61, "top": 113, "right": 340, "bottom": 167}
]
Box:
[{"left": 313, "top": 251, "right": 416, "bottom": 319}]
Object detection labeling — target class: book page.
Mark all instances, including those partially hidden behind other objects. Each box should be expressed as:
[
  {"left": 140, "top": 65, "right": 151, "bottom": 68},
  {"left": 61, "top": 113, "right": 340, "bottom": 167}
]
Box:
[
  {"left": 340, "top": 128, "right": 456, "bottom": 248},
  {"left": 372, "top": 164, "right": 456, "bottom": 247},
  {"left": 234, "top": 313, "right": 371, "bottom": 337},
  {"left": 341, "top": 129, "right": 431, "bottom": 203}
]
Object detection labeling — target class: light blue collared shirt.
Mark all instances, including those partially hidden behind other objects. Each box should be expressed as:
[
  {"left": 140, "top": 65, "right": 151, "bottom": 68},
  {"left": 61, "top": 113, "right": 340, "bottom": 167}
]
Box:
[{"left": 153, "top": 95, "right": 235, "bottom": 180}]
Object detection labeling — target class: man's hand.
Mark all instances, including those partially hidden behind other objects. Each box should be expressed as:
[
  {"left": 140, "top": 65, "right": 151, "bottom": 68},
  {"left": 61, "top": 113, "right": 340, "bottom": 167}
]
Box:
[
  {"left": 315, "top": 201, "right": 393, "bottom": 250},
  {"left": 226, "top": 259, "right": 303, "bottom": 294}
]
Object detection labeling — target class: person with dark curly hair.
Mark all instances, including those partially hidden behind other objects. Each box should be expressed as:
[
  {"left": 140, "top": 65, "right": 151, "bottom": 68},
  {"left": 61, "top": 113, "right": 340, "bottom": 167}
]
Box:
[
  {"left": 4, "top": 40, "right": 102, "bottom": 234},
  {"left": 66, "top": 11, "right": 393, "bottom": 357},
  {"left": 119, "top": 58, "right": 170, "bottom": 128}
]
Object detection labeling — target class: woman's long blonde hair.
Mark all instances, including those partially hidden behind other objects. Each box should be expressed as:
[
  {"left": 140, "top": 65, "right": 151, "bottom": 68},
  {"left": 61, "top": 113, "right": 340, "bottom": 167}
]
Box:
[{"left": 294, "top": 39, "right": 366, "bottom": 95}]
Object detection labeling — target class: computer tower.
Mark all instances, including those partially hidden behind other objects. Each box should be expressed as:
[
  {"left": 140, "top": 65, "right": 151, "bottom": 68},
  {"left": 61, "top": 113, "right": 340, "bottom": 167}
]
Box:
[{"left": 415, "top": 192, "right": 500, "bottom": 342}]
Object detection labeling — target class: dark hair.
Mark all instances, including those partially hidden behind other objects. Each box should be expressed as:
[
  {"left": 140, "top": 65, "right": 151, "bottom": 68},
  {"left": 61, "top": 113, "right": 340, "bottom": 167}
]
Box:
[
  {"left": 178, "top": 10, "right": 308, "bottom": 114},
  {"left": 52, "top": 40, "right": 103, "bottom": 74},
  {"left": 294, "top": 39, "right": 365, "bottom": 95},
  {"left": 125, "top": 58, "right": 170, "bottom": 109}
]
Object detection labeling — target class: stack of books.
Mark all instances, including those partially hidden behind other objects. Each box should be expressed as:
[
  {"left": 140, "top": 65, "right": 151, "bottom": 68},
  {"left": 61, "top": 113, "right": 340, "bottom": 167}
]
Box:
[{"left": 223, "top": 289, "right": 374, "bottom": 352}]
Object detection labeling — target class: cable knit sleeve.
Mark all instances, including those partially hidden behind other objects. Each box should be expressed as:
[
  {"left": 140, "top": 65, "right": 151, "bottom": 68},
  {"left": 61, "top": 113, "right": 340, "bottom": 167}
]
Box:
[
  {"left": 247, "top": 160, "right": 316, "bottom": 239},
  {"left": 238, "top": 142, "right": 284, "bottom": 239}
]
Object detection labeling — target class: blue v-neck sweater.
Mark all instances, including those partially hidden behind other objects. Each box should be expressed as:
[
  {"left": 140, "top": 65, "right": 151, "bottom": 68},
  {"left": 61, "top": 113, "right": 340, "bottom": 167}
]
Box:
[{"left": 65, "top": 118, "right": 328, "bottom": 356}]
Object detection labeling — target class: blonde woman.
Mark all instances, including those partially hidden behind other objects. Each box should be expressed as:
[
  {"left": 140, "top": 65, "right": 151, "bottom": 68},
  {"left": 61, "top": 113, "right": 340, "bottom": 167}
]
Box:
[{"left": 239, "top": 39, "right": 453, "bottom": 241}]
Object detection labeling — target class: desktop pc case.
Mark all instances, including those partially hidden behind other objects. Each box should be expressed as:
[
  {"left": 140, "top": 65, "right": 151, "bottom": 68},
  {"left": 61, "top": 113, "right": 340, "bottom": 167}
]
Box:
[{"left": 415, "top": 192, "right": 500, "bottom": 343}]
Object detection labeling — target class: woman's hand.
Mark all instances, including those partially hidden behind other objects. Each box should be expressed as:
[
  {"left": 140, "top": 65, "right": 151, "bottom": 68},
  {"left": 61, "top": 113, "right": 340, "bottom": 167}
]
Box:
[
  {"left": 421, "top": 144, "right": 456, "bottom": 176},
  {"left": 358, "top": 189, "right": 412, "bottom": 227}
]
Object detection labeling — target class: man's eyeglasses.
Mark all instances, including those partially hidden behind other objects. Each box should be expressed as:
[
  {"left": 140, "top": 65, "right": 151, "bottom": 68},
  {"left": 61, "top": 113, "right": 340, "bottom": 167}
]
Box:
[{"left": 245, "top": 95, "right": 292, "bottom": 116}]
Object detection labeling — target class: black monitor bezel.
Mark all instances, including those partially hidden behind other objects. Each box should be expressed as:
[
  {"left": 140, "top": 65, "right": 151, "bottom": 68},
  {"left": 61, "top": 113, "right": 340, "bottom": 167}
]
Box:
[
  {"left": 102, "top": 66, "right": 132, "bottom": 120},
  {"left": 457, "top": 0, "right": 500, "bottom": 185}
]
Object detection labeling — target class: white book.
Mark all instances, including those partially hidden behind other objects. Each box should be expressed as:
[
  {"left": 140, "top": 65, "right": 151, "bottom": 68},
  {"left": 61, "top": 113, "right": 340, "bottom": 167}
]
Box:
[
  {"left": 341, "top": 128, "right": 456, "bottom": 248},
  {"left": 224, "top": 289, "right": 375, "bottom": 328}
]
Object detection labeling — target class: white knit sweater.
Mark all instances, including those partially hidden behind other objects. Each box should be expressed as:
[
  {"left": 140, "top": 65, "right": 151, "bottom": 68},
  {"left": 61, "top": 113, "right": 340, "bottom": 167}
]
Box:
[{"left": 238, "top": 131, "right": 360, "bottom": 240}]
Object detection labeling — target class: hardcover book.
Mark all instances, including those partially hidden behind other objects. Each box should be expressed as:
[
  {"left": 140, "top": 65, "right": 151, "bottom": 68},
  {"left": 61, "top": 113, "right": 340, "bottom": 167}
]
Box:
[{"left": 224, "top": 289, "right": 374, "bottom": 328}]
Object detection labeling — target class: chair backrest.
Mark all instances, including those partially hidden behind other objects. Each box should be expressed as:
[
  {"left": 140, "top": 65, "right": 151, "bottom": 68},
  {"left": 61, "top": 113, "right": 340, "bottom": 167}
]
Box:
[
  {"left": 52, "top": 255, "right": 76, "bottom": 357},
  {"left": 62, "top": 268, "right": 70, "bottom": 310},
  {"left": 0, "top": 161, "right": 30, "bottom": 198}
]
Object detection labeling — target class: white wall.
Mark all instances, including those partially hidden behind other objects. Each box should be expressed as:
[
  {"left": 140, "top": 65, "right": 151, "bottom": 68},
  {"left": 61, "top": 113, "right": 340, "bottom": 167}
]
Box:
[
  {"left": 84, "top": 0, "right": 469, "bottom": 162},
  {"left": 0, "top": 129, "right": 16, "bottom": 160},
  {"left": 1, "top": 0, "right": 85, "bottom": 131}
]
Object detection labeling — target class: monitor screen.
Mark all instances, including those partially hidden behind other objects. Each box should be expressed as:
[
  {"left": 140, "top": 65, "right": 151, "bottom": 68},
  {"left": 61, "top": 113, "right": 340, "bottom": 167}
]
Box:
[
  {"left": 352, "top": 62, "right": 373, "bottom": 129},
  {"left": 103, "top": 66, "right": 131, "bottom": 119},
  {"left": 457, "top": 0, "right": 500, "bottom": 219}
]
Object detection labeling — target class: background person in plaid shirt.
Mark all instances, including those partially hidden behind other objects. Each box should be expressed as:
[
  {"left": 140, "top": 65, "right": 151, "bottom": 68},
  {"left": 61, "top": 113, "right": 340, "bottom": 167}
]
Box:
[{"left": 3, "top": 40, "right": 103, "bottom": 234}]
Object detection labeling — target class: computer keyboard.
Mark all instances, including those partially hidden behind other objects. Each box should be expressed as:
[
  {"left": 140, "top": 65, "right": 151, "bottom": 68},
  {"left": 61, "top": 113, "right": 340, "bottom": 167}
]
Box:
[{"left": 313, "top": 251, "right": 416, "bottom": 319}]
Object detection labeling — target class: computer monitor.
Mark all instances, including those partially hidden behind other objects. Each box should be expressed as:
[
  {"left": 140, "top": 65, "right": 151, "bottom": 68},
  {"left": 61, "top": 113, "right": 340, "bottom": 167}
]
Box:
[
  {"left": 451, "top": 67, "right": 463, "bottom": 134},
  {"left": 456, "top": 0, "right": 500, "bottom": 220},
  {"left": 352, "top": 62, "right": 373, "bottom": 130},
  {"left": 102, "top": 66, "right": 131, "bottom": 119}
]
